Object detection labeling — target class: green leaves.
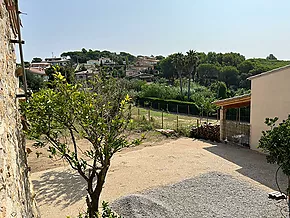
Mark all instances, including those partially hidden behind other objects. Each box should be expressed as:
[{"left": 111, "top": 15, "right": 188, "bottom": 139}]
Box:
[
  {"left": 21, "top": 69, "right": 133, "bottom": 169},
  {"left": 259, "top": 115, "right": 290, "bottom": 176}
]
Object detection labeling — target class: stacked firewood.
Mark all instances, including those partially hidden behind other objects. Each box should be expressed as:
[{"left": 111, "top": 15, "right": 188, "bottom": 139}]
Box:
[{"left": 190, "top": 124, "right": 220, "bottom": 142}]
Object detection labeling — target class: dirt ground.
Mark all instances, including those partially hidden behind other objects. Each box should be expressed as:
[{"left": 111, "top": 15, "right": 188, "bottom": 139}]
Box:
[
  {"left": 29, "top": 136, "right": 287, "bottom": 218},
  {"left": 27, "top": 131, "right": 172, "bottom": 173}
]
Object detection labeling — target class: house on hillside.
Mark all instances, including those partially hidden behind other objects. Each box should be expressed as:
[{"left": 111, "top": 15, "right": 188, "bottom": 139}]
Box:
[
  {"left": 26, "top": 62, "right": 50, "bottom": 80},
  {"left": 45, "top": 56, "right": 70, "bottom": 66},
  {"left": 214, "top": 65, "right": 290, "bottom": 150},
  {"left": 99, "top": 57, "right": 115, "bottom": 65},
  {"left": 136, "top": 56, "right": 159, "bottom": 66},
  {"left": 75, "top": 70, "right": 99, "bottom": 81},
  {"left": 126, "top": 56, "right": 159, "bottom": 77},
  {"left": 87, "top": 59, "right": 100, "bottom": 66}
]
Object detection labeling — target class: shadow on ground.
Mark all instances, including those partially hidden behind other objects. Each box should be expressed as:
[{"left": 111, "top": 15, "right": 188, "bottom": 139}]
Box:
[
  {"left": 32, "top": 169, "right": 87, "bottom": 208},
  {"left": 203, "top": 141, "right": 288, "bottom": 192}
]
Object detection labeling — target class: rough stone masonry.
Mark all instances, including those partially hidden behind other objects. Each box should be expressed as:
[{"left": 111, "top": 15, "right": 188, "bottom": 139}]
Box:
[{"left": 0, "top": 2, "right": 38, "bottom": 218}]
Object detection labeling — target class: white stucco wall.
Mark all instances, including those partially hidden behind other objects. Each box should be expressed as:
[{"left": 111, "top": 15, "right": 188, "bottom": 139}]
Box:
[{"left": 250, "top": 66, "right": 290, "bottom": 150}]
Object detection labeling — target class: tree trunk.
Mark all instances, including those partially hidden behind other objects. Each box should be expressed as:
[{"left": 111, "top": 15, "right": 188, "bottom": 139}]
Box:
[
  {"left": 179, "top": 74, "right": 183, "bottom": 96},
  {"left": 87, "top": 167, "right": 109, "bottom": 218},
  {"left": 187, "top": 73, "right": 192, "bottom": 100}
]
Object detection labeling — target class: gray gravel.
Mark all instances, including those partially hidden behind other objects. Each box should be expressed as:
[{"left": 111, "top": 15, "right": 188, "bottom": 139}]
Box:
[{"left": 112, "top": 172, "right": 287, "bottom": 218}]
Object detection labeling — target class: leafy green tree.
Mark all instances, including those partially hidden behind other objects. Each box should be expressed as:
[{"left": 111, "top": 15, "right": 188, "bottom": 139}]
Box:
[
  {"left": 210, "top": 81, "right": 227, "bottom": 99},
  {"left": 222, "top": 52, "right": 245, "bottom": 67},
  {"left": 259, "top": 116, "right": 290, "bottom": 215},
  {"left": 219, "top": 66, "right": 239, "bottom": 87},
  {"left": 156, "top": 55, "right": 165, "bottom": 60},
  {"left": 25, "top": 70, "right": 44, "bottom": 91},
  {"left": 206, "top": 52, "right": 218, "bottom": 64},
  {"left": 185, "top": 50, "right": 199, "bottom": 99},
  {"left": 172, "top": 53, "right": 185, "bottom": 96},
  {"left": 197, "top": 64, "right": 219, "bottom": 86},
  {"left": 203, "top": 98, "right": 217, "bottom": 123},
  {"left": 238, "top": 60, "right": 255, "bottom": 75},
  {"left": 197, "top": 52, "right": 207, "bottom": 65},
  {"left": 24, "top": 61, "right": 30, "bottom": 68},
  {"left": 31, "top": 57, "right": 42, "bottom": 63},
  {"left": 266, "top": 54, "right": 277, "bottom": 60},
  {"left": 22, "top": 72, "right": 134, "bottom": 218},
  {"left": 157, "top": 55, "right": 176, "bottom": 85},
  {"left": 45, "top": 65, "right": 75, "bottom": 85}
]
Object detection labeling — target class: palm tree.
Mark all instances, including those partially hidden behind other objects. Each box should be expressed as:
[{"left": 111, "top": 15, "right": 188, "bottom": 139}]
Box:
[
  {"left": 185, "top": 50, "right": 199, "bottom": 100},
  {"left": 172, "top": 53, "right": 185, "bottom": 96}
]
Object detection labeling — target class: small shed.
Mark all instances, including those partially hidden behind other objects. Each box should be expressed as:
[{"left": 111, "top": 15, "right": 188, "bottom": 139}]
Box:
[{"left": 214, "top": 94, "right": 251, "bottom": 146}]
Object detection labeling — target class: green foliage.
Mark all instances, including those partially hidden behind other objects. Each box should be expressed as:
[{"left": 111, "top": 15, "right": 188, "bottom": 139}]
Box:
[
  {"left": 21, "top": 71, "right": 133, "bottom": 217},
  {"left": 175, "top": 126, "right": 191, "bottom": 137},
  {"left": 126, "top": 79, "right": 146, "bottom": 92},
  {"left": 155, "top": 55, "right": 165, "bottom": 60},
  {"left": 219, "top": 66, "right": 239, "bottom": 87},
  {"left": 157, "top": 51, "right": 290, "bottom": 92},
  {"left": 197, "top": 64, "right": 219, "bottom": 86},
  {"left": 139, "top": 83, "right": 179, "bottom": 100},
  {"left": 157, "top": 56, "right": 176, "bottom": 83},
  {"left": 259, "top": 116, "right": 290, "bottom": 176},
  {"left": 137, "top": 97, "right": 200, "bottom": 115},
  {"left": 129, "top": 116, "right": 155, "bottom": 131},
  {"left": 75, "top": 201, "right": 122, "bottom": 218},
  {"left": 210, "top": 81, "right": 227, "bottom": 99},
  {"left": 101, "top": 201, "right": 122, "bottom": 218},
  {"left": 26, "top": 70, "right": 44, "bottom": 91},
  {"left": 61, "top": 49, "right": 136, "bottom": 64},
  {"left": 266, "top": 54, "right": 277, "bottom": 60},
  {"left": 31, "top": 57, "right": 42, "bottom": 63},
  {"left": 45, "top": 65, "right": 75, "bottom": 84}
]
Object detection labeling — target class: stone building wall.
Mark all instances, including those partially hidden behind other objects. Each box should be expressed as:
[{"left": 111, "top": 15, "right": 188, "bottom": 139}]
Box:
[{"left": 0, "top": 2, "right": 39, "bottom": 218}]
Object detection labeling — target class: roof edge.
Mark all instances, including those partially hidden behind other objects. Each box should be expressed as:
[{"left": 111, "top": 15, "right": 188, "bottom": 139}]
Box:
[
  {"left": 248, "top": 64, "right": 290, "bottom": 80},
  {"left": 213, "top": 93, "right": 251, "bottom": 107}
]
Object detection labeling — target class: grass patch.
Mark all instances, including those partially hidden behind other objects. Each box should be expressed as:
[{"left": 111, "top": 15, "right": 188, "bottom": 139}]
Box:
[{"left": 131, "top": 107, "right": 218, "bottom": 132}]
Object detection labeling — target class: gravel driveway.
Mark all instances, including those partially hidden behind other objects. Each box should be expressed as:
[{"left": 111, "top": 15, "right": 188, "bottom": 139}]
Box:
[
  {"left": 112, "top": 172, "right": 288, "bottom": 218},
  {"left": 30, "top": 138, "right": 288, "bottom": 217}
]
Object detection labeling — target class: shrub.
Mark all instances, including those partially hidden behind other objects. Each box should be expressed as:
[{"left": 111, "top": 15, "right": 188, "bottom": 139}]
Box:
[{"left": 139, "top": 83, "right": 179, "bottom": 99}]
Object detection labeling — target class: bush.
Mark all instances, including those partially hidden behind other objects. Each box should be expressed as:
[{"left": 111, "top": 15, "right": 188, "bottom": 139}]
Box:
[
  {"left": 129, "top": 115, "right": 155, "bottom": 131},
  {"left": 74, "top": 201, "right": 122, "bottom": 218},
  {"left": 139, "top": 83, "right": 179, "bottom": 99}
]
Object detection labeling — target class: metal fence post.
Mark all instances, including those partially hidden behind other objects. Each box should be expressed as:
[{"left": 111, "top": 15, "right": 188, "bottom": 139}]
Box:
[
  {"left": 188, "top": 105, "right": 190, "bottom": 115},
  {"left": 177, "top": 105, "right": 179, "bottom": 130},
  {"left": 148, "top": 109, "right": 150, "bottom": 122},
  {"left": 138, "top": 108, "right": 140, "bottom": 120},
  {"left": 162, "top": 110, "right": 164, "bottom": 129}
]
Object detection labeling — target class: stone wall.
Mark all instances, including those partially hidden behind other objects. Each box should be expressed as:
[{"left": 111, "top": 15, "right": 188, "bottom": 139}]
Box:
[{"left": 0, "top": 2, "right": 39, "bottom": 218}]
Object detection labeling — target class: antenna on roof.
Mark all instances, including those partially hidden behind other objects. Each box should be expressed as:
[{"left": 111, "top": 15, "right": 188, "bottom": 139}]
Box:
[{"left": 52, "top": 52, "right": 54, "bottom": 58}]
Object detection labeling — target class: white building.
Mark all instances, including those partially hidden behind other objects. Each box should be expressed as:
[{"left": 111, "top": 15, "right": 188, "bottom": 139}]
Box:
[
  {"left": 87, "top": 60, "right": 100, "bottom": 66},
  {"left": 99, "top": 57, "right": 115, "bottom": 65},
  {"left": 45, "top": 56, "right": 70, "bottom": 66}
]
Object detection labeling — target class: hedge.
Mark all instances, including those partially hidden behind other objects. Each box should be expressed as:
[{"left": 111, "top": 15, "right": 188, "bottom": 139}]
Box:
[{"left": 136, "top": 97, "right": 200, "bottom": 115}]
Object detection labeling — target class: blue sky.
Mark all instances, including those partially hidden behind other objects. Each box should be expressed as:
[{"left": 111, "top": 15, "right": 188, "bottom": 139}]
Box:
[{"left": 19, "top": 0, "right": 290, "bottom": 61}]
